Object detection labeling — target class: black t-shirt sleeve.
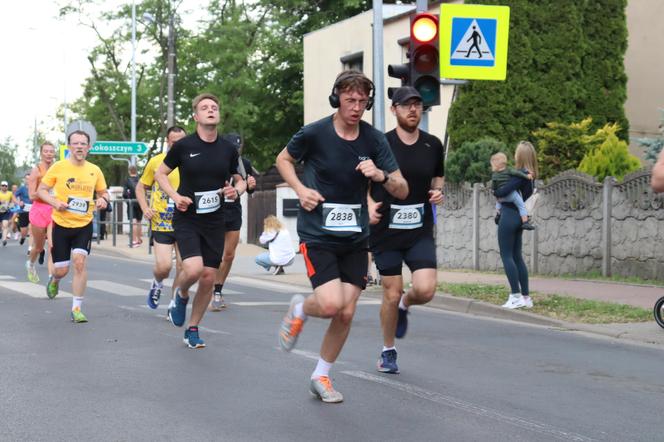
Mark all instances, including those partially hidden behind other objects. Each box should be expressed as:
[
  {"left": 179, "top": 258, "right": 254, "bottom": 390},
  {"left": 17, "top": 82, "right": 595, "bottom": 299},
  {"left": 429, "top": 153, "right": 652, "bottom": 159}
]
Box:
[
  {"left": 433, "top": 137, "right": 445, "bottom": 178},
  {"left": 373, "top": 132, "right": 399, "bottom": 173},
  {"left": 286, "top": 126, "right": 308, "bottom": 162},
  {"left": 229, "top": 148, "right": 240, "bottom": 177},
  {"left": 163, "top": 143, "right": 181, "bottom": 170}
]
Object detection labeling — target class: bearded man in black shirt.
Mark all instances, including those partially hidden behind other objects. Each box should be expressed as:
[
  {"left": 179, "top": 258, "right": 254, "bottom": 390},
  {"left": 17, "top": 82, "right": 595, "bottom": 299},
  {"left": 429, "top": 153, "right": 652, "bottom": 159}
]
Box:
[
  {"left": 369, "top": 87, "right": 445, "bottom": 375},
  {"left": 155, "top": 93, "right": 246, "bottom": 349},
  {"left": 276, "top": 70, "right": 408, "bottom": 403}
]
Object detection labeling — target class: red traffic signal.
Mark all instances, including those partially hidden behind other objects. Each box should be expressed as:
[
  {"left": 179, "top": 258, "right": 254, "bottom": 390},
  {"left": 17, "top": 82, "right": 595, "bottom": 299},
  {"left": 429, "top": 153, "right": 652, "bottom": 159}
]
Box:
[{"left": 410, "top": 13, "right": 440, "bottom": 107}]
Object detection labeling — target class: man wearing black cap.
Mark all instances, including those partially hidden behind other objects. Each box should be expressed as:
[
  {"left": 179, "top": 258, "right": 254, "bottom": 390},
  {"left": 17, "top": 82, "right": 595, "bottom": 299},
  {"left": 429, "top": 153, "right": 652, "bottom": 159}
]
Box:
[
  {"left": 210, "top": 133, "right": 257, "bottom": 311},
  {"left": 369, "top": 86, "right": 445, "bottom": 374}
]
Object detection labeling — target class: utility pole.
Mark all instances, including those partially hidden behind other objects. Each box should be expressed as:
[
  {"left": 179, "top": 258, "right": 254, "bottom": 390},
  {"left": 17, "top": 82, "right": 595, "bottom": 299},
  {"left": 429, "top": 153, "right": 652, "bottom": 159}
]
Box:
[
  {"left": 372, "top": 0, "right": 385, "bottom": 132},
  {"left": 130, "top": 0, "right": 137, "bottom": 166},
  {"left": 166, "top": 14, "right": 176, "bottom": 128}
]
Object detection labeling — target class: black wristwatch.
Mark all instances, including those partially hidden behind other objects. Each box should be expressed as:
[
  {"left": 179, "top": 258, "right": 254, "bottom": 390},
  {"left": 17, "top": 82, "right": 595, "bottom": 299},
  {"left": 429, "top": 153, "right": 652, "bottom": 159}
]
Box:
[{"left": 380, "top": 170, "right": 389, "bottom": 184}]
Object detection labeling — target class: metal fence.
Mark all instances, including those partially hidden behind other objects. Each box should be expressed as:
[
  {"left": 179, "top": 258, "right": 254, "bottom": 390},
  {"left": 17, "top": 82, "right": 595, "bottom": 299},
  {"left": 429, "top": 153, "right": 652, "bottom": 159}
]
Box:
[{"left": 94, "top": 198, "right": 151, "bottom": 253}]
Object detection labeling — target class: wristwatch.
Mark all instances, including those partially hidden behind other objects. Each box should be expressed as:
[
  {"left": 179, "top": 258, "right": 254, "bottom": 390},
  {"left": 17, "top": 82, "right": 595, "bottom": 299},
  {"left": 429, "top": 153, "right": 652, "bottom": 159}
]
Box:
[{"left": 381, "top": 170, "right": 389, "bottom": 184}]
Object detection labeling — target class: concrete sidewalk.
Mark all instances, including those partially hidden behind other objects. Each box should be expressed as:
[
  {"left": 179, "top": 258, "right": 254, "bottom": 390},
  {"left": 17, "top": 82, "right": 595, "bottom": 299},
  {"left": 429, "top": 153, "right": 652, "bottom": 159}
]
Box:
[{"left": 91, "top": 238, "right": 664, "bottom": 347}]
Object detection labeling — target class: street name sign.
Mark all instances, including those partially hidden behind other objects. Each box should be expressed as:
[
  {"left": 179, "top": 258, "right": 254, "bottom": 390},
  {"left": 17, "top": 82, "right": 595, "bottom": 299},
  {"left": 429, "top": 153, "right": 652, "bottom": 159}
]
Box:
[
  {"left": 440, "top": 4, "right": 510, "bottom": 81},
  {"left": 91, "top": 141, "right": 148, "bottom": 155}
]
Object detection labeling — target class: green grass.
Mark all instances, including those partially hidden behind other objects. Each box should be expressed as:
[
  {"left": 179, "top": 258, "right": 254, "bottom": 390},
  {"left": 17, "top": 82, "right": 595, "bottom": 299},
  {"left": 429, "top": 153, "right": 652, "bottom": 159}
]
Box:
[{"left": 438, "top": 282, "right": 652, "bottom": 324}]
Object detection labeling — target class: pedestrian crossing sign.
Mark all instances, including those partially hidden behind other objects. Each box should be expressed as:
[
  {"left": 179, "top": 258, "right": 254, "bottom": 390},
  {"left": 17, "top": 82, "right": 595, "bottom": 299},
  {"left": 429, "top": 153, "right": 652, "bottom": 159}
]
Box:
[
  {"left": 440, "top": 4, "right": 510, "bottom": 81},
  {"left": 59, "top": 145, "right": 71, "bottom": 160}
]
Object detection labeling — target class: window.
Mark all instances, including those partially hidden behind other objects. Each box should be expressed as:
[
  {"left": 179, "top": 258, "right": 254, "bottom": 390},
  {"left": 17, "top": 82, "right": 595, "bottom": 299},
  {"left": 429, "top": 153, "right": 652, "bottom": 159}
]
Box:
[{"left": 340, "top": 51, "right": 363, "bottom": 72}]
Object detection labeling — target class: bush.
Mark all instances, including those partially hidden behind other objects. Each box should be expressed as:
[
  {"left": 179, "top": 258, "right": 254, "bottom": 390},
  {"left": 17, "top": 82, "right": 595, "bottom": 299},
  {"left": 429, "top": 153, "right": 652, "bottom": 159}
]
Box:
[
  {"left": 578, "top": 123, "right": 641, "bottom": 181},
  {"left": 636, "top": 109, "right": 664, "bottom": 162},
  {"left": 445, "top": 137, "right": 507, "bottom": 184},
  {"left": 533, "top": 117, "right": 594, "bottom": 179}
]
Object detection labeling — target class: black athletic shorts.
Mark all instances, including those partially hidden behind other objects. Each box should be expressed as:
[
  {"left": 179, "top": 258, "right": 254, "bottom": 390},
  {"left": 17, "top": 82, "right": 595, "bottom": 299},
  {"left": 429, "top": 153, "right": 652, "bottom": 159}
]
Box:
[
  {"left": 299, "top": 241, "right": 368, "bottom": 290},
  {"left": 51, "top": 222, "right": 93, "bottom": 267},
  {"left": 128, "top": 203, "right": 143, "bottom": 221},
  {"left": 0, "top": 212, "right": 11, "bottom": 222},
  {"left": 174, "top": 215, "right": 224, "bottom": 268},
  {"left": 152, "top": 230, "right": 176, "bottom": 245},
  {"left": 373, "top": 234, "right": 437, "bottom": 277},
  {"left": 224, "top": 212, "right": 242, "bottom": 232},
  {"left": 18, "top": 212, "right": 30, "bottom": 228}
]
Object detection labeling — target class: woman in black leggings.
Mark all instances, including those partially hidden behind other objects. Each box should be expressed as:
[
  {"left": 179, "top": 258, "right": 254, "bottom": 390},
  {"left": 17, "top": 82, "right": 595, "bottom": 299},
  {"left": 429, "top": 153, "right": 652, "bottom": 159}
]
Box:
[{"left": 493, "top": 141, "right": 538, "bottom": 309}]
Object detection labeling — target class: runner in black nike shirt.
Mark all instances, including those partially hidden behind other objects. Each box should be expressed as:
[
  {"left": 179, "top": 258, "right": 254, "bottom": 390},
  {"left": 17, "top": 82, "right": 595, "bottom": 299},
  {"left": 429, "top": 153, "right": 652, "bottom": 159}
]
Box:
[
  {"left": 155, "top": 93, "right": 246, "bottom": 349},
  {"left": 369, "top": 87, "right": 444, "bottom": 374},
  {"left": 276, "top": 70, "right": 408, "bottom": 403}
]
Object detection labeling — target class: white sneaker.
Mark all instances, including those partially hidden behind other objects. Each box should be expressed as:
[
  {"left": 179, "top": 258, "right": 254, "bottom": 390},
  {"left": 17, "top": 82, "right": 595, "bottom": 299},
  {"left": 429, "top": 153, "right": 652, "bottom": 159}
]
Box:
[
  {"left": 522, "top": 296, "right": 534, "bottom": 309},
  {"left": 502, "top": 294, "right": 526, "bottom": 309}
]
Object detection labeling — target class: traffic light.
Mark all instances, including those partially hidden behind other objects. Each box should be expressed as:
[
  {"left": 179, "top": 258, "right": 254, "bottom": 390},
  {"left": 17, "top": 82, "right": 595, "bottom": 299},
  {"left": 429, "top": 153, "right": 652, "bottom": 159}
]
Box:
[
  {"left": 410, "top": 13, "right": 440, "bottom": 107},
  {"left": 387, "top": 62, "right": 410, "bottom": 101}
]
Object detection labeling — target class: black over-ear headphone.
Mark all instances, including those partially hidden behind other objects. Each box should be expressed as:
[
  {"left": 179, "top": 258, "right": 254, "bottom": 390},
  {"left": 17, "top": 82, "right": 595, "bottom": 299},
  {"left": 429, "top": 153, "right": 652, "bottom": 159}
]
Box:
[{"left": 328, "top": 71, "right": 375, "bottom": 110}]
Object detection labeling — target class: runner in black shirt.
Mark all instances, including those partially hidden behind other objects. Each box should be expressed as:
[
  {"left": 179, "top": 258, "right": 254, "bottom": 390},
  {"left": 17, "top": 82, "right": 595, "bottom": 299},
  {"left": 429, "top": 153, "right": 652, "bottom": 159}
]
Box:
[
  {"left": 155, "top": 93, "right": 246, "bottom": 349},
  {"left": 210, "top": 133, "right": 257, "bottom": 311},
  {"left": 276, "top": 70, "right": 408, "bottom": 403},
  {"left": 369, "top": 87, "right": 444, "bottom": 374}
]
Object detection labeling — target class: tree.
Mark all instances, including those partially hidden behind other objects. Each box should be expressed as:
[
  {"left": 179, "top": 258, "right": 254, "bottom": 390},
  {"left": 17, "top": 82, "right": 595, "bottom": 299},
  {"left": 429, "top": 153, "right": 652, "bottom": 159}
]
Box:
[
  {"left": 578, "top": 123, "right": 640, "bottom": 181},
  {"left": 0, "top": 138, "right": 18, "bottom": 184},
  {"left": 445, "top": 137, "right": 506, "bottom": 184},
  {"left": 447, "top": 0, "right": 629, "bottom": 154}
]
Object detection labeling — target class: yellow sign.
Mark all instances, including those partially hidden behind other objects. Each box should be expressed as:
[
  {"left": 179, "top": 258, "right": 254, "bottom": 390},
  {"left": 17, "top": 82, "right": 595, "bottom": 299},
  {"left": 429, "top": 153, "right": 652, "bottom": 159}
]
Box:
[
  {"left": 59, "top": 145, "right": 70, "bottom": 161},
  {"left": 439, "top": 4, "right": 510, "bottom": 81}
]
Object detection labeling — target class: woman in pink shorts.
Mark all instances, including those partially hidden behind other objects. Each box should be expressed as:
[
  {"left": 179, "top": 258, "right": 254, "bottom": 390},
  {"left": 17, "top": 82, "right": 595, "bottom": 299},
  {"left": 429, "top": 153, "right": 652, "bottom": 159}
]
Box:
[{"left": 26, "top": 142, "right": 56, "bottom": 283}]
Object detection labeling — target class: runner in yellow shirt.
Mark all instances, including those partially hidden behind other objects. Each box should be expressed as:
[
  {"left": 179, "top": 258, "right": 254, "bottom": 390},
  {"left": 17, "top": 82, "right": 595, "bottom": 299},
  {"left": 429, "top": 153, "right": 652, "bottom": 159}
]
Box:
[
  {"left": 136, "top": 126, "right": 186, "bottom": 311},
  {"left": 0, "top": 180, "right": 19, "bottom": 246},
  {"left": 37, "top": 130, "right": 109, "bottom": 323}
]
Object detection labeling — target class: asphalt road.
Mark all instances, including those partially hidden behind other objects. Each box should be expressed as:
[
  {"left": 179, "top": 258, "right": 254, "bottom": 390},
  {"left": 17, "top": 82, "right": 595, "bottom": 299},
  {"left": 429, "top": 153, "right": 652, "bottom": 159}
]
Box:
[{"left": 0, "top": 241, "right": 663, "bottom": 441}]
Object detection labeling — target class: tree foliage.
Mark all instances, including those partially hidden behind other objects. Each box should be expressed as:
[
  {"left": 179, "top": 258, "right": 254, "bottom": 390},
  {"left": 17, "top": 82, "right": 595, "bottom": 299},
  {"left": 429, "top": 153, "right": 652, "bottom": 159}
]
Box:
[
  {"left": 59, "top": 0, "right": 373, "bottom": 185},
  {"left": 578, "top": 123, "right": 640, "bottom": 181},
  {"left": 447, "top": 0, "right": 628, "bottom": 154},
  {"left": 532, "top": 117, "right": 595, "bottom": 180},
  {"left": 445, "top": 137, "right": 507, "bottom": 184},
  {"left": 0, "top": 138, "right": 18, "bottom": 184}
]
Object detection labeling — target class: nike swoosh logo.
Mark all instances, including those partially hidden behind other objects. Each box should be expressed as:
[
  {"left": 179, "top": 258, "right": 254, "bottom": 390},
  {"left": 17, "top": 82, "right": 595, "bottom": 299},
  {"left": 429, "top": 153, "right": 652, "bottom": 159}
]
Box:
[{"left": 190, "top": 153, "right": 201, "bottom": 158}]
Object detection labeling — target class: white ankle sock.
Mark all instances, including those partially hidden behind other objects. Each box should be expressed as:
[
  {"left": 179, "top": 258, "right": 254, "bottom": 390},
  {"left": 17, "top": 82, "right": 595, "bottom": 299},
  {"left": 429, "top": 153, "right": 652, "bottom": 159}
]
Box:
[
  {"left": 153, "top": 279, "right": 163, "bottom": 288},
  {"left": 311, "top": 357, "right": 333, "bottom": 379},
  {"left": 382, "top": 346, "right": 396, "bottom": 353},
  {"left": 398, "top": 295, "right": 408, "bottom": 311},
  {"left": 72, "top": 297, "right": 84, "bottom": 311},
  {"left": 293, "top": 302, "right": 306, "bottom": 320}
]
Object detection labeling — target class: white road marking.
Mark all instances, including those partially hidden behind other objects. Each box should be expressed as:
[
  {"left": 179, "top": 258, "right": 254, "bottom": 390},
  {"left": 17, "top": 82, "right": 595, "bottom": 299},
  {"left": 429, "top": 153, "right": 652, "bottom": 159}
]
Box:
[
  {"left": 0, "top": 275, "right": 16, "bottom": 280},
  {"left": 0, "top": 281, "right": 72, "bottom": 298},
  {"left": 234, "top": 301, "right": 290, "bottom": 306},
  {"left": 226, "top": 275, "right": 309, "bottom": 293},
  {"left": 139, "top": 278, "right": 243, "bottom": 295},
  {"left": 342, "top": 370, "right": 594, "bottom": 442},
  {"left": 88, "top": 280, "right": 145, "bottom": 297}
]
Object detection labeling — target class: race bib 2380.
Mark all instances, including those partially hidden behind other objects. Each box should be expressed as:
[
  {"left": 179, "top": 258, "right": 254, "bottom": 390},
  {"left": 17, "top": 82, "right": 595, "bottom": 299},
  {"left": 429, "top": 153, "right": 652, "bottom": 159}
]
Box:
[{"left": 389, "top": 203, "right": 424, "bottom": 230}]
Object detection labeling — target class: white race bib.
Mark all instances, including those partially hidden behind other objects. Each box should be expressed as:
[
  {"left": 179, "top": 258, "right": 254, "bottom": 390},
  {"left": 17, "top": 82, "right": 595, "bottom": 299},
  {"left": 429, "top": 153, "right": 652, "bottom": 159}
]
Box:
[
  {"left": 322, "top": 203, "right": 361, "bottom": 232},
  {"left": 194, "top": 190, "right": 221, "bottom": 214},
  {"left": 67, "top": 197, "right": 90, "bottom": 215},
  {"left": 389, "top": 203, "right": 424, "bottom": 230},
  {"left": 23, "top": 203, "right": 32, "bottom": 212}
]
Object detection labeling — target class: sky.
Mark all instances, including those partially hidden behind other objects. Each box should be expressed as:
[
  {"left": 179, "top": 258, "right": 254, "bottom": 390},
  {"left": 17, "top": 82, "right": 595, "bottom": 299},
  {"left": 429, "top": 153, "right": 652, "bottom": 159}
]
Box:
[{"left": 0, "top": 1, "right": 99, "bottom": 164}]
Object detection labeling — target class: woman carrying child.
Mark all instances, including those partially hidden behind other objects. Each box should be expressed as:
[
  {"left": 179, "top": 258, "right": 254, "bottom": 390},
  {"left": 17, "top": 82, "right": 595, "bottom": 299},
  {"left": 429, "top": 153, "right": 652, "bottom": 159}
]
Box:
[{"left": 493, "top": 141, "right": 538, "bottom": 309}]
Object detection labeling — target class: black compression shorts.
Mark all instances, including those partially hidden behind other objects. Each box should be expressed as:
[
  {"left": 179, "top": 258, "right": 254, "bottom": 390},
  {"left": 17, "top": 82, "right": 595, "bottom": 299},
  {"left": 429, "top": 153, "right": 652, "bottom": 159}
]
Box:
[{"left": 373, "top": 234, "right": 436, "bottom": 277}]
